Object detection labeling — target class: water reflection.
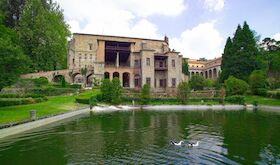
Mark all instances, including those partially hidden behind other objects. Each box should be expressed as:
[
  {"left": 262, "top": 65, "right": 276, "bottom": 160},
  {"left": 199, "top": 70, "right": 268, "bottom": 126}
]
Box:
[{"left": 0, "top": 110, "right": 279, "bottom": 164}]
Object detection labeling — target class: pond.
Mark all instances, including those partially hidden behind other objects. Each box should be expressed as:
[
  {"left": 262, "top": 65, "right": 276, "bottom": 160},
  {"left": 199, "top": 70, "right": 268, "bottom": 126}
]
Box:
[{"left": 0, "top": 109, "right": 279, "bottom": 164}]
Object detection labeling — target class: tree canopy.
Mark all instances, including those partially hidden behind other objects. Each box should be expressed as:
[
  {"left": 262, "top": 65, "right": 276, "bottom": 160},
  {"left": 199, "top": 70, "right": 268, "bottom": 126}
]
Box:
[
  {"left": 220, "top": 22, "right": 260, "bottom": 82},
  {"left": 17, "top": 0, "right": 70, "bottom": 71}
]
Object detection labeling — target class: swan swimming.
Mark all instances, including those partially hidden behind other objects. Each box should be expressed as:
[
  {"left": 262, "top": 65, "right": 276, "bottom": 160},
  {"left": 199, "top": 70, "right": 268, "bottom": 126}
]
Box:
[
  {"left": 170, "top": 140, "right": 184, "bottom": 146},
  {"left": 187, "top": 141, "right": 200, "bottom": 147}
]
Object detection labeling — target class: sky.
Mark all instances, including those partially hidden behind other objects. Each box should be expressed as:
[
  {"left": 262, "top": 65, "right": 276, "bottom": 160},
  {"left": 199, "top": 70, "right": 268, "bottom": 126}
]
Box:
[{"left": 55, "top": 0, "right": 280, "bottom": 59}]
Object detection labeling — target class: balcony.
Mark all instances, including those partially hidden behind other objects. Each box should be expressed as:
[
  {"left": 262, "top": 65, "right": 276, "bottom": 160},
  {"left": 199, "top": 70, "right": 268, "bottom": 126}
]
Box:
[{"left": 155, "top": 66, "right": 168, "bottom": 71}]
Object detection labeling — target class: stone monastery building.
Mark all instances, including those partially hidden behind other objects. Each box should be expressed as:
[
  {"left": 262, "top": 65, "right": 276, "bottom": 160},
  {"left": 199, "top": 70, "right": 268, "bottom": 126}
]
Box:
[
  {"left": 68, "top": 33, "right": 184, "bottom": 93},
  {"left": 22, "top": 33, "right": 221, "bottom": 94}
]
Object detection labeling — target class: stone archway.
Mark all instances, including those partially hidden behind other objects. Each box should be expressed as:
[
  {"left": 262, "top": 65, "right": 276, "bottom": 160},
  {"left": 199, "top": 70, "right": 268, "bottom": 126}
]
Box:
[
  {"left": 123, "top": 72, "right": 130, "bottom": 87},
  {"left": 213, "top": 68, "right": 217, "bottom": 78},
  {"left": 113, "top": 72, "right": 119, "bottom": 79},
  {"left": 72, "top": 73, "right": 83, "bottom": 84},
  {"left": 53, "top": 75, "right": 65, "bottom": 83},
  {"left": 104, "top": 72, "right": 110, "bottom": 79},
  {"left": 86, "top": 73, "right": 94, "bottom": 87},
  {"left": 205, "top": 71, "right": 208, "bottom": 79},
  {"left": 209, "top": 70, "right": 212, "bottom": 79},
  {"left": 134, "top": 74, "right": 141, "bottom": 88}
]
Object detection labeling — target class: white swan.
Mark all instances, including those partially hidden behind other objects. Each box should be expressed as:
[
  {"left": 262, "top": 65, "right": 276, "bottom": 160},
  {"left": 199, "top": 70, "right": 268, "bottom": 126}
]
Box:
[
  {"left": 170, "top": 140, "right": 184, "bottom": 146},
  {"left": 187, "top": 141, "right": 200, "bottom": 147}
]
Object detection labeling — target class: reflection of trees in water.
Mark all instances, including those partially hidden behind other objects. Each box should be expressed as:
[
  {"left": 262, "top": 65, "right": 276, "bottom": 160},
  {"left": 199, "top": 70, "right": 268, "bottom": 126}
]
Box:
[
  {"left": 3, "top": 110, "right": 278, "bottom": 164},
  {"left": 222, "top": 110, "right": 280, "bottom": 164}
]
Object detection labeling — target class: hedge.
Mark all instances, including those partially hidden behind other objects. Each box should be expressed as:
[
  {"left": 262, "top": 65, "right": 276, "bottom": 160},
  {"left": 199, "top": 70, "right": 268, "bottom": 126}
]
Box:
[
  {"left": 267, "top": 91, "right": 280, "bottom": 99},
  {"left": 0, "top": 94, "right": 45, "bottom": 98},
  {"left": 225, "top": 95, "right": 245, "bottom": 105},
  {"left": 26, "top": 87, "right": 78, "bottom": 96},
  {"left": 0, "top": 97, "right": 47, "bottom": 107}
]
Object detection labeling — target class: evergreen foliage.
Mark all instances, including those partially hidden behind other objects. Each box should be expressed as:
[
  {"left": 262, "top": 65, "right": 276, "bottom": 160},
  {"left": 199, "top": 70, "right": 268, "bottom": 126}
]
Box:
[
  {"left": 140, "top": 84, "right": 150, "bottom": 105},
  {"left": 248, "top": 70, "right": 266, "bottom": 94},
  {"left": 225, "top": 76, "right": 249, "bottom": 96},
  {"left": 176, "top": 82, "right": 190, "bottom": 103},
  {"left": 221, "top": 22, "right": 260, "bottom": 82},
  {"left": 100, "top": 79, "right": 112, "bottom": 103},
  {"left": 189, "top": 75, "right": 205, "bottom": 91},
  {"left": 111, "top": 78, "right": 122, "bottom": 104},
  {"left": 182, "top": 59, "right": 189, "bottom": 75}
]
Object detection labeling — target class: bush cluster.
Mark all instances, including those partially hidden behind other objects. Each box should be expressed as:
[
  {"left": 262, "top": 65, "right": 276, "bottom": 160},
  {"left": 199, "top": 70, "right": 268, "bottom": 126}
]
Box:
[
  {"left": 225, "top": 95, "right": 245, "bottom": 105},
  {"left": 0, "top": 94, "right": 45, "bottom": 98},
  {"left": 26, "top": 87, "right": 78, "bottom": 96},
  {"left": 225, "top": 76, "right": 249, "bottom": 96},
  {"left": 0, "top": 97, "right": 47, "bottom": 107}
]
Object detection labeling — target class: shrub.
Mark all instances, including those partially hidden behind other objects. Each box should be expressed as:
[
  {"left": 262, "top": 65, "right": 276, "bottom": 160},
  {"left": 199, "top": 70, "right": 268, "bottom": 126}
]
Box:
[
  {"left": 249, "top": 70, "right": 266, "bottom": 94},
  {"left": 100, "top": 79, "right": 112, "bottom": 102},
  {"left": 61, "top": 77, "right": 66, "bottom": 87},
  {"left": 177, "top": 82, "right": 190, "bottom": 103},
  {"left": 75, "top": 97, "right": 89, "bottom": 104},
  {"left": 203, "top": 79, "right": 215, "bottom": 88},
  {"left": 26, "top": 87, "right": 77, "bottom": 96},
  {"left": 140, "top": 84, "right": 150, "bottom": 105},
  {"left": 69, "top": 84, "right": 81, "bottom": 89},
  {"left": 33, "top": 77, "right": 49, "bottom": 87},
  {"left": 0, "top": 97, "right": 47, "bottom": 107},
  {"left": 111, "top": 78, "right": 122, "bottom": 104},
  {"left": 225, "top": 95, "right": 245, "bottom": 105},
  {"left": 0, "top": 93, "right": 45, "bottom": 98},
  {"left": 267, "top": 77, "right": 280, "bottom": 89},
  {"left": 255, "top": 88, "right": 267, "bottom": 97},
  {"left": 189, "top": 75, "right": 205, "bottom": 91},
  {"left": 225, "top": 76, "right": 249, "bottom": 96},
  {"left": 89, "top": 96, "right": 97, "bottom": 107}
]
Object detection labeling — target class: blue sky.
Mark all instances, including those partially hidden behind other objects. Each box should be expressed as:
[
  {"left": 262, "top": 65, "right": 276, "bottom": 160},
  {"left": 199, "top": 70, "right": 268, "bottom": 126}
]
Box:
[{"left": 56, "top": 0, "right": 280, "bottom": 59}]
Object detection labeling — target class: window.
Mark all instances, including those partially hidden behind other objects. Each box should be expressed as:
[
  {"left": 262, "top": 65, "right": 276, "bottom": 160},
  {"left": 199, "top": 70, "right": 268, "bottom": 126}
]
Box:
[
  {"left": 135, "top": 60, "right": 139, "bottom": 67},
  {"left": 159, "top": 79, "right": 166, "bottom": 87},
  {"left": 172, "top": 59, "right": 175, "bottom": 67},
  {"left": 172, "top": 78, "right": 176, "bottom": 87},
  {"left": 89, "top": 43, "right": 93, "bottom": 50},
  {"left": 159, "top": 61, "right": 163, "bottom": 67},
  {"left": 84, "top": 54, "right": 87, "bottom": 59},
  {"left": 146, "top": 77, "right": 151, "bottom": 86},
  {"left": 146, "top": 58, "right": 150, "bottom": 66},
  {"left": 90, "top": 54, "right": 92, "bottom": 59}
]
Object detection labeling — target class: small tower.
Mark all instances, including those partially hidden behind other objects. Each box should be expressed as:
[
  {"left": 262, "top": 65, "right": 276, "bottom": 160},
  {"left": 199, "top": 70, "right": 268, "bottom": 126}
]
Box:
[{"left": 164, "top": 35, "right": 169, "bottom": 44}]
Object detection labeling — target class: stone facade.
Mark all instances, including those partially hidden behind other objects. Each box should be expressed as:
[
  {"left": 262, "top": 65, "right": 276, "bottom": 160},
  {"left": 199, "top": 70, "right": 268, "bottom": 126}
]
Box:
[
  {"left": 21, "top": 34, "right": 185, "bottom": 94},
  {"left": 68, "top": 33, "right": 184, "bottom": 93},
  {"left": 187, "top": 57, "right": 222, "bottom": 79}
]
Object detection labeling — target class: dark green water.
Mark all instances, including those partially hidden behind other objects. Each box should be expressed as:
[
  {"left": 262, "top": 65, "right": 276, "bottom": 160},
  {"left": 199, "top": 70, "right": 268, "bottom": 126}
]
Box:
[{"left": 0, "top": 110, "right": 280, "bottom": 164}]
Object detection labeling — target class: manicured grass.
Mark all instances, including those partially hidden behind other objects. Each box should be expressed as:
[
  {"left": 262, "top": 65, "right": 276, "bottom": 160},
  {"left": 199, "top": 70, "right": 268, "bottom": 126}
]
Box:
[
  {"left": 0, "top": 94, "right": 87, "bottom": 124},
  {"left": 245, "top": 95, "right": 280, "bottom": 106}
]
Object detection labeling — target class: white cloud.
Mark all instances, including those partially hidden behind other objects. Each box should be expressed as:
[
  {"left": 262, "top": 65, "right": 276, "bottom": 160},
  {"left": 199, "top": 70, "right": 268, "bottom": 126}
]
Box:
[
  {"left": 272, "top": 33, "right": 280, "bottom": 41},
  {"left": 204, "top": 0, "right": 225, "bottom": 11},
  {"left": 170, "top": 21, "right": 223, "bottom": 59},
  {"left": 55, "top": 0, "right": 186, "bottom": 39}
]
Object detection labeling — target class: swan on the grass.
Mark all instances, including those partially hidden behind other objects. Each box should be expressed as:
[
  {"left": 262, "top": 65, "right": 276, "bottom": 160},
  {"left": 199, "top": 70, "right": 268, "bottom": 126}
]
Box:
[{"left": 170, "top": 140, "right": 184, "bottom": 146}]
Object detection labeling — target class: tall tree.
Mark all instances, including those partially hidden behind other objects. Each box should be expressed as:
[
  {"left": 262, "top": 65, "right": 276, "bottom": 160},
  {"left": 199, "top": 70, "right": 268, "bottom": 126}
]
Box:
[
  {"left": 0, "top": 18, "right": 29, "bottom": 91},
  {"left": 182, "top": 59, "right": 189, "bottom": 75},
  {"left": 17, "top": 0, "right": 70, "bottom": 72},
  {"left": 220, "top": 37, "right": 233, "bottom": 82},
  {"left": 220, "top": 22, "right": 259, "bottom": 82}
]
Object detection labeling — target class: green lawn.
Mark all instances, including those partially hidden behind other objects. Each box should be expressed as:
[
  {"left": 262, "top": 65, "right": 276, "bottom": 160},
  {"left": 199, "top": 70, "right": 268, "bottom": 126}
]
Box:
[
  {"left": 245, "top": 95, "right": 280, "bottom": 106},
  {"left": 0, "top": 89, "right": 101, "bottom": 124}
]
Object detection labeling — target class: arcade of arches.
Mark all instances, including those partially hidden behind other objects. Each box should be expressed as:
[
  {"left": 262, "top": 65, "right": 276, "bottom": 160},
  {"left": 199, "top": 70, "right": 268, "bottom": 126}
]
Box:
[
  {"left": 190, "top": 68, "right": 220, "bottom": 79},
  {"left": 104, "top": 71, "right": 139, "bottom": 88}
]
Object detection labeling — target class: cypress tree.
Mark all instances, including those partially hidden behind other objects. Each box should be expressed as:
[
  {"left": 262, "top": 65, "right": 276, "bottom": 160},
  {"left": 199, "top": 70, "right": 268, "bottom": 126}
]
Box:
[
  {"left": 220, "top": 37, "right": 233, "bottom": 82},
  {"left": 221, "top": 22, "right": 259, "bottom": 82}
]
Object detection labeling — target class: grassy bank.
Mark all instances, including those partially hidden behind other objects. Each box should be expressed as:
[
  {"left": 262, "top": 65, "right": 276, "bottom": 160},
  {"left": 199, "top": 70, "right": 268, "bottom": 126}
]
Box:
[
  {"left": 0, "top": 94, "right": 87, "bottom": 124},
  {"left": 245, "top": 95, "right": 280, "bottom": 106}
]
